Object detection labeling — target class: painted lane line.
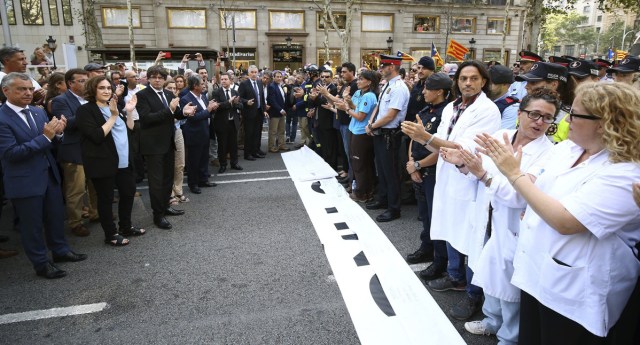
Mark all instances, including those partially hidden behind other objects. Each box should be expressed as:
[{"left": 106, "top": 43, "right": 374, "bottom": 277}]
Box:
[
  {"left": 136, "top": 176, "right": 291, "bottom": 190},
  {"left": 0, "top": 302, "right": 108, "bottom": 325},
  {"left": 218, "top": 169, "right": 288, "bottom": 176}
]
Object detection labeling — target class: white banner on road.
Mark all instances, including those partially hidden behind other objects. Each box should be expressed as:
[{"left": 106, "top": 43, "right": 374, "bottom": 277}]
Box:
[{"left": 282, "top": 150, "right": 466, "bottom": 345}]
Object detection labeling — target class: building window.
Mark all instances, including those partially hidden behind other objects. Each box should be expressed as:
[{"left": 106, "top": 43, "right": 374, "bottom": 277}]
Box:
[
  {"left": 47, "top": 0, "right": 59, "bottom": 25},
  {"left": 220, "top": 10, "right": 256, "bottom": 30},
  {"left": 487, "top": 18, "right": 510, "bottom": 34},
  {"left": 597, "top": 15, "right": 602, "bottom": 22},
  {"left": 483, "top": 49, "right": 509, "bottom": 65},
  {"left": 414, "top": 15, "right": 439, "bottom": 33},
  {"left": 361, "top": 49, "right": 390, "bottom": 70},
  {"left": 362, "top": 13, "right": 393, "bottom": 32},
  {"left": 317, "top": 12, "right": 346, "bottom": 30},
  {"left": 488, "top": 0, "right": 507, "bottom": 4},
  {"left": 317, "top": 48, "right": 342, "bottom": 68},
  {"left": 102, "top": 7, "right": 141, "bottom": 28},
  {"left": 61, "top": 0, "right": 72, "bottom": 25},
  {"left": 167, "top": 8, "right": 207, "bottom": 29},
  {"left": 583, "top": 6, "right": 590, "bottom": 13},
  {"left": 565, "top": 45, "right": 575, "bottom": 56},
  {"left": 553, "top": 46, "right": 561, "bottom": 55},
  {"left": 21, "top": 0, "right": 44, "bottom": 25},
  {"left": 450, "top": 17, "right": 475, "bottom": 34},
  {"left": 0, "top": 0, "right": 17, "bottom": 25},
  {"left": 269, "top": 11, "right": 304, "bottom": 30}
]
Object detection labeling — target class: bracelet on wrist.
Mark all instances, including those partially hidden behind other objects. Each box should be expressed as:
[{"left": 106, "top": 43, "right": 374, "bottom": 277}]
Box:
[
  {"left": 423, "top": 134, "right": 435, "bottom": 148},
  {"left": 510, "top": 173, "right": 527, "bottom": 186},
  {"left": 478, "top": 170, "right": 488, "bottom": 182}
]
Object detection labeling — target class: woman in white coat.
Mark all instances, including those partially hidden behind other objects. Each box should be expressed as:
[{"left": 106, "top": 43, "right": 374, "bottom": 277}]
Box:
[
  {"left": 441, "top": 89, "right": 559, "bottom": 344},
  {"left": 478, "top": 82, "right": 640, "bottom": 344}
]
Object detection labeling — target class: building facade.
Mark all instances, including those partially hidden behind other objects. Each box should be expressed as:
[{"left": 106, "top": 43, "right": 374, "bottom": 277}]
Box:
[{"left": 1, "top": 0, "right": 527, "bottom": 73}]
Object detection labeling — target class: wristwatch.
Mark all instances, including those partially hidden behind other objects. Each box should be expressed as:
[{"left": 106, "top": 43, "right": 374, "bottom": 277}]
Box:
[
  {"left": 367, "top": 123, "right": 373, "bottom": 130},
  {"left": 413, "top": 161, "right": 421, "bottom": 170}
]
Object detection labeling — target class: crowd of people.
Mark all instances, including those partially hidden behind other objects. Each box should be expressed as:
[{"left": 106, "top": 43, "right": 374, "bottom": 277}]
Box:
[{"left": 0, "top": 44, "right": 639, "bottom": 344}]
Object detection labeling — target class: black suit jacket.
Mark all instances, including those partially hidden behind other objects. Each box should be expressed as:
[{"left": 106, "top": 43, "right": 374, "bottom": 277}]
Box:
[
  {"left": 211, "top": 88, "right": 242, "bottom": 131},
  {"left": 135, "top": 86, "right": 185, "bottom": 155},
  {"left": 238, "top": 79, "right": 265, "bottom": 119},
  {"left": 179, "top": 91, "right": 211, "bottom": 146},
  {"left": 76, "top": 102, "right": 134, "bottom": 179}
]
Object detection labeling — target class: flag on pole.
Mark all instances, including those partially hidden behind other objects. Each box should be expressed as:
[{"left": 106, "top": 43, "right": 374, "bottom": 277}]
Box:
[
  {"left": 397, "top": 50, "right": 416, "bottom": 62},
  {"left": 615, "top": 50, "right": 628, "bottom": 61},
  {"left": 431, "top": 42, "right": 444, "bottom": 67},
  {"left": 447, "top": 39, "right": 469, "bottom": 61}
]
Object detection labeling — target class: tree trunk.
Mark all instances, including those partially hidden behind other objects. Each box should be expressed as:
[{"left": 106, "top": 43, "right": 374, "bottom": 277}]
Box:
[
  {"left": 526, "top": 0, "right": 544, "bottom": 53},
  {"left": 82, "top": 0, "right": 103, "bottom": 49},
  {"left": 127, "top": 0, "right": 135, "bottom": 64},
  {"left": 500, "top": 0, "right": 511, "bottom": 63}
]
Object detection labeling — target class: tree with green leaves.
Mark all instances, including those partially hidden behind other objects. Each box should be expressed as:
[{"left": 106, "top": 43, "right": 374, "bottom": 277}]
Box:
[{"left": 540, "top": 12, "right": 597, "bottom": 56}]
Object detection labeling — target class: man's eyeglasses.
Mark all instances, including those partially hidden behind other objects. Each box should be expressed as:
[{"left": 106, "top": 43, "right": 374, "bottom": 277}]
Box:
[
  {"left": 520, "top": 109, "right": 555, "bottom": 124},
  {"left": 569, "top": 108, "right": 601, "bottom": 121},
  {"left": 411, "top": 69, "right": 418, "bottom": 73}
]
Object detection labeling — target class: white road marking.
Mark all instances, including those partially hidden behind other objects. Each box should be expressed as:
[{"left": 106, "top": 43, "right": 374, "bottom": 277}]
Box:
[
  {"left": 0, "top": 302, "right": 108, "bottom": 325},
  {"left": 215, "top": 176, "right": 291, "bottom": 184},
  {"left": 219, "top": 169, "right": 288, "bottom": 176},
  {"left": 326, "top": 263, "right": 430, "bottom": 283}
]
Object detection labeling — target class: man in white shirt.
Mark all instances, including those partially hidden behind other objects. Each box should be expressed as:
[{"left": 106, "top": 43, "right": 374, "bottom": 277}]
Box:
[{"left": 0, "top": 47, "right": 44, "bottom": 104}]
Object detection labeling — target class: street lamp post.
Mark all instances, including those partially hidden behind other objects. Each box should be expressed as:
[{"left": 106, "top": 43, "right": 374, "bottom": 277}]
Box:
[
  {"left": 386, "top": 36, "right": 394, "bottom": 54},
  {"left": 46, "top": 35, "right": 57, "bottom": 70},
  {"left": 468, "top": 37, "right": 476, "bottom": 60}
]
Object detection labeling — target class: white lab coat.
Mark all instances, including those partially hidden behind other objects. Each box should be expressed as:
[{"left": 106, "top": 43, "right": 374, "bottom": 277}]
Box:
[
  {"left": 470, "top": 130, "right": 553, "bottom": 302},
  {"left": 511, "top": 140, "right": 640, "bottom": 336},
  {"left": 430, "top": 92, "right": 501, "bottom": 254}
]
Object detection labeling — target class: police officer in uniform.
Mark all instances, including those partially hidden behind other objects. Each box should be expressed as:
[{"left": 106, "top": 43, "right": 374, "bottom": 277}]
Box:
[
  {"left": 509, "top": 51, "right": 544, "bottom": 100},
  {"left": 606, "top": 56, "right": 640, "bottom": 85},
  {"left": 364, "top": 55, "right": 410, "bottom": 222},
  {"left": 593, "top": 58, "right": 613, "bottom": 82}
]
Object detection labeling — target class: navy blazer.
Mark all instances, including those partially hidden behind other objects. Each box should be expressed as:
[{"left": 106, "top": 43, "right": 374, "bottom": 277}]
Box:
[
  {"left": 267, "top": 82, "right": 286, "bottom": 118},
  {"left": 179, "top": 91, "right": 211, "bottom": 147},
  {"left": 0, "top": 104, "right": 60, "bottom": 199},
  {"left": 51, "top": 90, "right": 83, "bottom": 164},
  {"left": 238, "top": 79, "right": 265, "bottom": 119}
]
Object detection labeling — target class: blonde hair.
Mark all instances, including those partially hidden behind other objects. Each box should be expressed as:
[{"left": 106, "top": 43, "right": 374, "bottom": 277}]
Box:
[{"left": 576, "top": 82, "right": 640, "bottom": 163}]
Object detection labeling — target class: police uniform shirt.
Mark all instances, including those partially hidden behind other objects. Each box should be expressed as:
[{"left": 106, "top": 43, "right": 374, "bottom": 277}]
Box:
[
  {"left": 406, "top": 79, "right": 427, "bottom": 122},
  {"left": 377, "top": 75, "right": 410, "bottom": 128},
  {"left": 509, "top": 80, "right": 527, "bottom": 100},
  {"left": 411, "top": 101, "right": 446, "bottom": 161}
]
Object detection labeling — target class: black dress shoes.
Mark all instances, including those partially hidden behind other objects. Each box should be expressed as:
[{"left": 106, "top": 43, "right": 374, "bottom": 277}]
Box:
[
  {"left": 376, "top": 210, "right": 401, "bottom": 222},
  {"left": 406, "top": 249, "right": 434, "bottom": 264},
  {"left": 218, "top": 165, "right": 227, "bottom": 173},
  {"left": 199, "top": 181, "right": 217, "bottom": 187},
  {"left": 418, "top": 264, "right": 447, "bottom": 281},
  {"left": 36, "top": 262, "right": 67, "bottom": 279},
  {"left": 189, "top": 186, "right": 201, "bottom": 194},
  {"left": 365, "top": 200, "right": 388, "bottom": 210},
  {"left": 252, "top": 153, "right": 266, "bottom": 159},
  {"left": 244, "top": 155, "right": 256, "bottom": 161},
  {"left": 231, "top": 164, "right": 243, "bottom": 171},
  {"left": 257, "top": 150, "right": 266, "bottom": 156},
  {"left": 0, "top": 235, "right": 9, "bottom": 242},
  {"left": 52, "top": 251, "right": 88, "bottom": 263},
  {"left": 165, "top": 207, "right": 185, "bottom": 216},
  {"left": 0, "top": 248, "right": 18, "bottom": 259},
  {"left": 154, "top": 216, "right": 172, "bottom": 229}
]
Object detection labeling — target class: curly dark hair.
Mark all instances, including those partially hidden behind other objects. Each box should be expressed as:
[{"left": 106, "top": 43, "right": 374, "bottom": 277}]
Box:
[
  {"left": 519, "top": 88, "right": 562, "bottom": 118},
  {"left": 84, "top": 76, "right": 110, "bottom": 103}
]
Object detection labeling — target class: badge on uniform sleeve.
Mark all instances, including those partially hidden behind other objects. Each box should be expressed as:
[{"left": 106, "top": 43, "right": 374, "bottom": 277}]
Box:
[{"left": 386, "top": 88, "right": 391, "bottom": 94}]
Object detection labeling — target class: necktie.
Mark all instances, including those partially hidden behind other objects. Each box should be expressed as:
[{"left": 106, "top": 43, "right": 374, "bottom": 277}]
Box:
[
  {"left": 21, "top": 109, "right": 38, "bottom": 136},
  {"left": 158, "top": 91, "right": 168, "bottom": 108},
  {"left": 226, "top": 89, "right": 231, "bottom": 101},
  {"left": 252, "top": 81, "right": 260, "bottom": 107}
]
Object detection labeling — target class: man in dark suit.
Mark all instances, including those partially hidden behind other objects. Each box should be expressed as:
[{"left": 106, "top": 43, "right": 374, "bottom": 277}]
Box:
[
  {"left": 180, "top": 75, "right": 219, "bottom": 193},
  {"left": 212, "top": 74, "right": 243, "bottom": 173},
  {"left": 135, "top": 66, "right": 196, "bottom": 229},
  {"left": 237, "top": 65, "right": 265, "bottom": 161},
  {"left": 267, "top": 70, "right": 290, "bottom": 153},
  {"left": 0, "top": 72, "right": 87, "bottom": 279},
  {"left": 51, "top": 68, "right": 98, "bottom": 237},
  {"left": 309, "top": 69, "right": 338, "bottom": 168}
]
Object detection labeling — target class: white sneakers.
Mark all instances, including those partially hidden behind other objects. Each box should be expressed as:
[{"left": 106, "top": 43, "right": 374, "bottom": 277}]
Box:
[{"left": 464, "top": 321, "right": 494, "bottom": 336}]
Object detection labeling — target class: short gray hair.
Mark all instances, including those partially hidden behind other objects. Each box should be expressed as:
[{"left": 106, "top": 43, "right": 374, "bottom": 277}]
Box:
[
  {"left": 0, "top": 46, "right": 23, "bottom": 65},
  {"left": 248, "top": 65, "right": 258, "bottom": 73},
  {"left": 1, "top": 72, "right": 30, "bottom": 89},
  {"left": 186, "top": 75, "right": 201, "bottom": 90}
]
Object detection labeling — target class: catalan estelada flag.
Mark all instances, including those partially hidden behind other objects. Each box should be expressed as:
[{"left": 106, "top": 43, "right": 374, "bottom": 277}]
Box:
[
  {"left": 615, "top": 50, "right": 628, "bottom": 61},
  {"left": 447, "top": 39, "right": 469, "bottom": 61},
  {"left": 431, "top": 42, "right": 444, "bottom": 67},
  {"left": 397, "top": 50, "right": 416, "bottom": 62}
]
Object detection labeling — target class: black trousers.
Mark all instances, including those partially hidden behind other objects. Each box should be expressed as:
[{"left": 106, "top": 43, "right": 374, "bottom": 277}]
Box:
[
  {"left": 185, "top": 142, "right": 210, "bottom": 188},
  {"left": 132, "top": 121, "right": 145, "bottom": 181},
  {"left": 217, "top": 119, "right": 238, "bottom": 166},
  {"left": 243, "top": 114, "right": 257, "bottom": 157},
  {"left": 255, "top": 113, "right": 264, "bottom": 153},
  {"left": 519, "top": 290, "right": 606, "bottom": 345},
  {"left": 349, "top": 133, "right": 374, "bottom": 198},
  {"left": 144, "top": 150, "right": 174, "bottom": 217},
  {"left": 318, "top": 127, "right": 338, "bottom": 170},
  {"left": 373, "top": 133, "right": 402, "bottom": 212},
  {"left": 91, "top": 167, "right": 136, "bottom": 239}
]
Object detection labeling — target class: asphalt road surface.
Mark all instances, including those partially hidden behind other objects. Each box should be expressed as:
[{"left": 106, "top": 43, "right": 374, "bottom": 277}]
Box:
[{"left": 0, "top": 138, "right": 497, "bottom": 345}]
